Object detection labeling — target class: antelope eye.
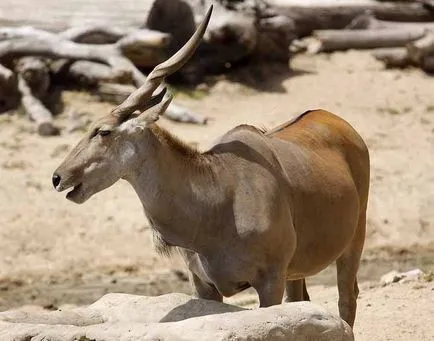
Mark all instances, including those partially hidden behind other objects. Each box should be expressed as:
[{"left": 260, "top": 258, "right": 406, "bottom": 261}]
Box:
[{"left": 98, "top": 129, "right": 111, "bottom": 136}]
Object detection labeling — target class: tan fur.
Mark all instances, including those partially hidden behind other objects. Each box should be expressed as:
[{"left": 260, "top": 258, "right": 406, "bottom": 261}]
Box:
[
  {"left": 53, "top": 107, "right": 369, "bottom": 328},
  {"left": 52, "top": 7, "right": 368, "bottom": 327}
]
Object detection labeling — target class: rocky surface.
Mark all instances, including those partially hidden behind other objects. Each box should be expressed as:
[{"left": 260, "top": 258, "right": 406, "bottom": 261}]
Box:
[{"left": 0, "top": 293, "right": 353, "bottom": 341}]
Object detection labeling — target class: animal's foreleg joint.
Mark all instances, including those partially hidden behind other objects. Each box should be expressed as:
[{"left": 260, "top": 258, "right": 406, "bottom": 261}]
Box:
[{"left": 254, "top": 271, "right": 286, "bottom": 308}]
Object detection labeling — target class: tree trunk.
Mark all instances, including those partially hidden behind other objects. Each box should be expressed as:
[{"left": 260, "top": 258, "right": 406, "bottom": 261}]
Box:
[
  {"left": 144, "top": 0, "right": 293, "bottom": 77},
  {"left": 267, "top": 0, "right": 434, "bottom": 37},
  {"left": 17, "top": 76, "right": 59, "bottom": 136},
  {"left": 308, "top": 28, "right": 426, "bottom": 53}
]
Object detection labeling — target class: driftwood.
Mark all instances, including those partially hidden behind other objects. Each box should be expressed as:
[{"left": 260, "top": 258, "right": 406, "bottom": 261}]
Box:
[
  {"left": 17, "top": 75, "right": 59, "bottom": 136},
  {"left": 0, "top": 63, "right": 16, "bottom": 89},
  {"left": 407, "top": 32, "right": 434, "bottom": 63},
  {"left": 59, "top": 26, "right": 137, "bottom": 44},
  {"left": 0, "top": 23, "right": 207, "bottom": 127},
  {"left": 373, "top": 32, "right": 434, "bottom": 73},
  {"left": 144, "top": 0, "right": 295, "bottom": 76},
  {"left": 64, "top": 60, "right": 133, "bottom": 86},
  {"left": 308, "top": 28, "right": 427, "bottom": 53},
  {"left": 96, "top": 82, "right": 208, "bottom": 125},
  {"left": 0, "top": 26, "right": 167, "bottom": 84},
  {"left": 14, "top": 57, "right": 50, "bottom": 98},
  {"left": 347, "top": 12, "right": 434, "bottom": 31},
  {"left": 0, "top": 63, "right": 19, "bottom": 112},
  {"left": 267, "top": 0, "right": 434, "bottom": 37},
  {"left": 96, "top": 82, "right": 137, "bottom": 103}
]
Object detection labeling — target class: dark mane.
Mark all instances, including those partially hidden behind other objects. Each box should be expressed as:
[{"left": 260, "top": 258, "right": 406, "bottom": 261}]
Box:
[{"left": 150, "top": 124, "right": 200, "bottom": 159}]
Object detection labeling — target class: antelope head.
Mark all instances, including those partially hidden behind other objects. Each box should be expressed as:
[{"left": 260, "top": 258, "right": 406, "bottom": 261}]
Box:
[{"left": 52, "top": 6, "right": 213, "bottom": 204}]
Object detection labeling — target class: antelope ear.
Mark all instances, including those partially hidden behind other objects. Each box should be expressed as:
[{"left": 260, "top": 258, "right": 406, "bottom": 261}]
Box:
[{"left": 137, "top": 91, "right": 174, "bottom": 125}]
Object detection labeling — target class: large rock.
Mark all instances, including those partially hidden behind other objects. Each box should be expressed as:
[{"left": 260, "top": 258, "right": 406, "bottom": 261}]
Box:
[{"left": 0, "top": 293, "right": 353, "bottom": 341}]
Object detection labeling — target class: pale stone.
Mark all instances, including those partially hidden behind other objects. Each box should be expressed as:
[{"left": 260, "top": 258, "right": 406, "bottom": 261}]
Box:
[
  {"left": 380, "top": 268, "right": 424, "bottom": 286},
  {"left": 0, "top": 293, "right": 353, "bottom": 341}
]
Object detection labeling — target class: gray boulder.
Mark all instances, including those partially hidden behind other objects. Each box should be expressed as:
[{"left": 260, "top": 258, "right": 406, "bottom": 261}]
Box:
[{"left": 0, "top": 293, "right": 353, "bottom": 341}]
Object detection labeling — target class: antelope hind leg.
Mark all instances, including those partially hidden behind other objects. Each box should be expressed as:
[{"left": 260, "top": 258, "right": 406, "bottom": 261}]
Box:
[
  {"left": 336, "top": 211, "right": 366, "bottom": 327},
  {"left": 285, "top": 279, "right": 310, "bottom": 302}
]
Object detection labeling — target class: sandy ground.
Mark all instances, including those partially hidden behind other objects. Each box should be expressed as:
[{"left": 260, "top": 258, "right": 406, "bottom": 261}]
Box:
[
  {"left": 1, "top": 51, "right": 434, "bottom": 339},
  {"left": 225, "top": 279, "right": 434, "bottom": 341}
]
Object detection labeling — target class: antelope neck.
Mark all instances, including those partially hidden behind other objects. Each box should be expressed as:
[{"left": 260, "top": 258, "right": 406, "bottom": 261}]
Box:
[{"left": 125, "top": 125, "right": 218, "bottom": 251}]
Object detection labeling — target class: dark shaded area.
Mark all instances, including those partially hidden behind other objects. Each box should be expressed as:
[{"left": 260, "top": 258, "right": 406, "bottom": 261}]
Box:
[{"left": 159, "top": 298, "right": 244, "bottom": 322}]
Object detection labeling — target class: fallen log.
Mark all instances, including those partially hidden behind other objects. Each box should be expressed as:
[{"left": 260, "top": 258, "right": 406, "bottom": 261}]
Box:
[
  {"left": 347, "top": 12, "right": 434, "bottom": 31},
  {"left": 1, "top": 27, "right": 206, "bottom": 125},
  {"left": 0, "top": 63, "right": 19, "bottom": 112},
  {"left": 372, "top": 48, "right": 411, "bottom": 68},
  {"left": 65, "top": 60, "right": 133, "bottom": 86},
  {"left": 417, "top": 0, "right": 434, "bottom": 13},
  {"left": 255, "top": 14, "right": 296, "bottom": 61},
  {"left": 0, "top": 26, "right": 173, "bottom": 105},
  {"left": 61, "top": 26, "right": 171, "bottom": 67},
  {"left": 59, "top": 26, "right": 136, "bottom": 44},
  {"left": 144, "top": 0, "right": 197, "bottom": 55},
  {"left": 95, "top": 82, "right": 136, "bottom": 103},
  {"left": 96, "top": 82, "right": 208, "bottom": 125},
  {"left": 145, "top": 0, "right": 293, "bottom": 74},
  {"left": 267, "top": 0, "right": 434, "bottom": 37},
  {"left": 14, "top": 57, "right": 50, "bottom": 98},
  {"left": 0, "top": 26, "right": 169, "bottom": 71},
  {"left": 115, "top": 30, "right": 170, "bottom": 67},
  {"left": 407, "top": 32, "right": 434, "bottom": 63},
  {"left": 0, "top": 62, "right": 15, "bottom": 87},
  {"left": 17, "top": 75, "right": 59, "bottom": 136},
  {"left": 308, "top": 28, "right": 426, "bottom": 53},
  {"left": 163, "top": 102, "right": 208, "bottom": 124}
]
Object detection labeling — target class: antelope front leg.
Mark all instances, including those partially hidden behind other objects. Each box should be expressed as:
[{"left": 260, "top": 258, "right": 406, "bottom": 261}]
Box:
[
  {"left": 254, "top": 271, "right": 285, "bottom": 307},
  {"left": 190, "top": 272, "right": 223, "bottom": 302}
]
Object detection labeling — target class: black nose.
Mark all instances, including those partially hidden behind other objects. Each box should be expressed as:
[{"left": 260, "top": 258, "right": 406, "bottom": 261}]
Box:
[{"left": 52, "top": 173, "right": 61, "bottom": 188}]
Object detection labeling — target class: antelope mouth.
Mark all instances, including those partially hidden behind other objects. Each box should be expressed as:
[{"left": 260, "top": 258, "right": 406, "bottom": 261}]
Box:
[{"left": 66, "top": 183, "right": 84, "bottom": 202}]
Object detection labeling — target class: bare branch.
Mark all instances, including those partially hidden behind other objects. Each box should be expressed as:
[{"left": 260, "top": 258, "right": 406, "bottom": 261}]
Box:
[
  {"left": 308, "top": 28, "right": 426, "bottom": 53},
  {"left": 17, "top": 76, "right": 59, "bottom": 136}
]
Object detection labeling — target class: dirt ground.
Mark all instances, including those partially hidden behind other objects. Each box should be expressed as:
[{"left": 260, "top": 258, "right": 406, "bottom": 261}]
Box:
[
  {"left": 1, "top": 51, "right": 434, "bottom": 339},
  {"left": 225, "top": 280, "right": 434, "bottom": 341}
]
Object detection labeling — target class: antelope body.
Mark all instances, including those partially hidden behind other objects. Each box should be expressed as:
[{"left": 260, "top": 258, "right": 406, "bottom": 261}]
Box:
[{"left": 53, "top": 6, "right": 369, "bottom": 328}]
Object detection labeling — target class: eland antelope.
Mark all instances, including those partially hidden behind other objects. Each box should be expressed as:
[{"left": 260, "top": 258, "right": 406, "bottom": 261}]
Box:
[{"left": 53, "top": 6, "right": 369, "bottom": 327}]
